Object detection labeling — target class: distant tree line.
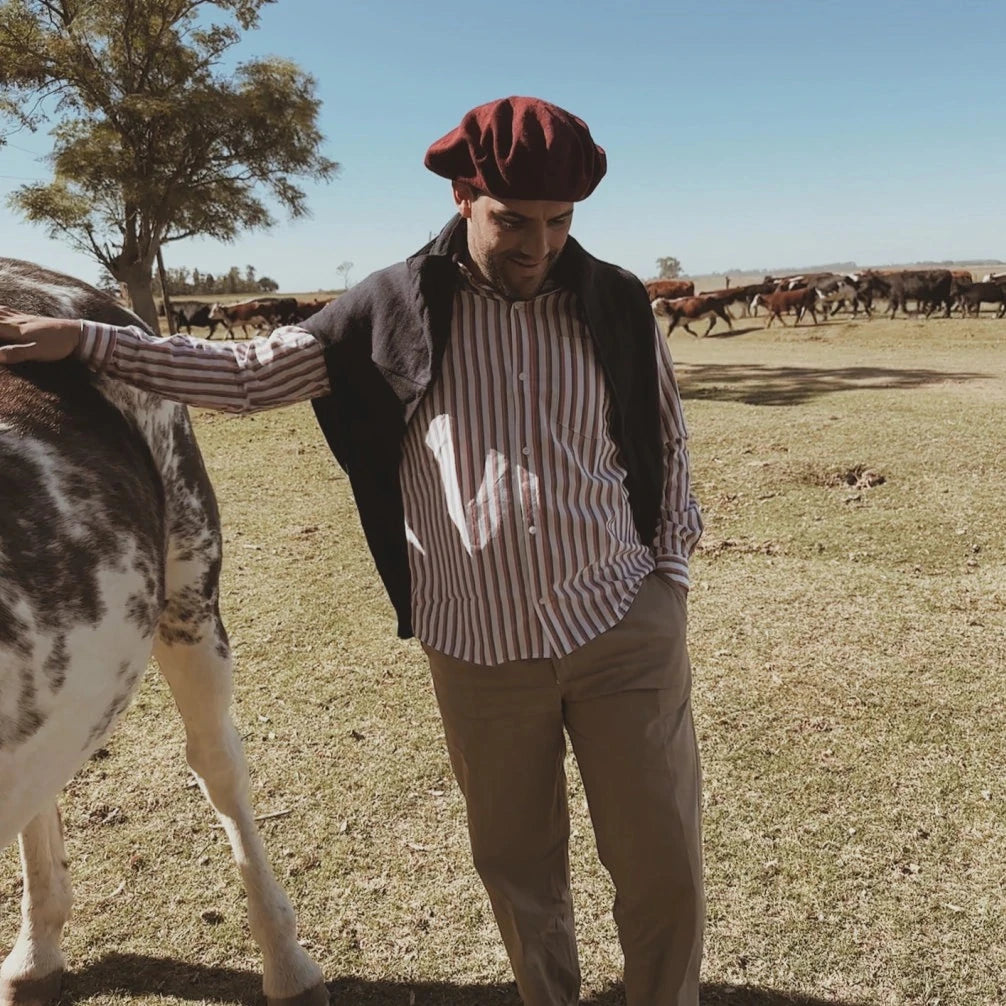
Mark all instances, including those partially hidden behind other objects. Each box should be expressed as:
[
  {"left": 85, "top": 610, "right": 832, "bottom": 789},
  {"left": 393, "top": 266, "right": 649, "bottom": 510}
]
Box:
[{"left": 146, "top": 265, "right": 280, "bottom": 297}]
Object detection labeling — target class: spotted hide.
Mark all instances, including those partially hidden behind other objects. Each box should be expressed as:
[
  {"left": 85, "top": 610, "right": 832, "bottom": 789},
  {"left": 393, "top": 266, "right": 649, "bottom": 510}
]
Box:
[{"left": 0, "top": 258, "right": 328, "bottom": 1006}]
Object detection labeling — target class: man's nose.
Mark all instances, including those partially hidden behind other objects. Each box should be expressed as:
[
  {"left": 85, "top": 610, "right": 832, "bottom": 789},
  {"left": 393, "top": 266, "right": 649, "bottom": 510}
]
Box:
[{"left": 522, "top": 224, "right": 549, "bottom": 261}]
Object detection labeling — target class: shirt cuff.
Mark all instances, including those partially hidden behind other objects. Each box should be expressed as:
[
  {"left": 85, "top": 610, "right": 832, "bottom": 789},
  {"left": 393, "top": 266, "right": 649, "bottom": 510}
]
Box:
[{"left": 654, "top": 559, "right": 690, "bottom": 591}]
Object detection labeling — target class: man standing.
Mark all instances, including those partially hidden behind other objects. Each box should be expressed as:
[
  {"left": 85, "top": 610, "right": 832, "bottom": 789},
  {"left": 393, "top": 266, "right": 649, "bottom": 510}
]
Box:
[{"left": 0, "top": 96, "right": 705, "bottom": 1006}]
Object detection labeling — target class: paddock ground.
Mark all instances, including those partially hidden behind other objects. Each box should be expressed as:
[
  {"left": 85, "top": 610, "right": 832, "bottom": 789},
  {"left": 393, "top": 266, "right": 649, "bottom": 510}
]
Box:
[{"left": 2, "top": 313, "right": 1004, "bottom": 1005}]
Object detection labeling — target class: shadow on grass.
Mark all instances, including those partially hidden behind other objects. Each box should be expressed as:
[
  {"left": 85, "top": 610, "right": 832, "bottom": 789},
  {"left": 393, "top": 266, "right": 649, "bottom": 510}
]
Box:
[
  {"left": 671, "top": 320, "right": 850, "bottom": 341},
  {"left": 59, "top": 953, "right": 872, "bottom": 1005},
  {"left": 677, "top": 362, "right": 989, "bottom": 406},
  {"left": 673, "top": 325, "right": 765, "bottom": 340}
]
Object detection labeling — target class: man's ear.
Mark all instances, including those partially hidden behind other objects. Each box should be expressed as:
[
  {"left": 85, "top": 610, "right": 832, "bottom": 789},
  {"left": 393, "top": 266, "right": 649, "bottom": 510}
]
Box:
[{"left": 452, "top": 181, "right": 475, "bottom": 219}]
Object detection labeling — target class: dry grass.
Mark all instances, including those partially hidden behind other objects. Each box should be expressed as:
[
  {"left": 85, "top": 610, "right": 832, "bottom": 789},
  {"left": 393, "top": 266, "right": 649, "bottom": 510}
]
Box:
[{"left": 2, "top": 310, "right": 1005, "bottom": 1005}]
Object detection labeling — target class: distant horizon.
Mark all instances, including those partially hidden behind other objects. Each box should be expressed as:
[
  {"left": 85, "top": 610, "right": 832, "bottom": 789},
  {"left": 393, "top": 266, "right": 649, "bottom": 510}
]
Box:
[{"left": 656, "top": 258, "right": 1006, "bottom": 283}]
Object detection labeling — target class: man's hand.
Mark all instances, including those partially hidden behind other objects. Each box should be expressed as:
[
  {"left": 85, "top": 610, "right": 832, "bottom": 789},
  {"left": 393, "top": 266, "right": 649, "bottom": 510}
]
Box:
[{"left": 0, "top": 307, "right": 82, "bottom": 363}]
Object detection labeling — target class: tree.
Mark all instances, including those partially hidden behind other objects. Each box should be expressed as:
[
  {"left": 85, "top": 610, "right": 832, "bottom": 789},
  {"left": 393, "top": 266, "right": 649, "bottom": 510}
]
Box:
[
  {"left": 336, "top": 260, "right": 353, "bottom": 290},
  {"left": 0, "top": 0, "right": 338, "bottom": 331},
  {"left": 656, "top": 256, "right": 682, "bottom": 279},
  {"left": 96, "top": 269, "right": 121, "bottom": 298}
]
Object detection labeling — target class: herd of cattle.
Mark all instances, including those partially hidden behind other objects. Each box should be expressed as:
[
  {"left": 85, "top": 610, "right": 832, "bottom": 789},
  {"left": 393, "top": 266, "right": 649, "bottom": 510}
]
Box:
[
  {"left": 164, "top": 269, "right": 1006, "bottom": 342},
  {"left": 645, "top": 268, "right": 1006, "bottom": 337},
  {"left": 163, "top": 294, "right": 333, "bottom": 337}
]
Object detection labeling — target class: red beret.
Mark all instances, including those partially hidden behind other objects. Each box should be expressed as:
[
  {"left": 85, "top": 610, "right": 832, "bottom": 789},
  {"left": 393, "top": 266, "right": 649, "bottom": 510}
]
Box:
[{"left": 424, "top": 96, "right": 607, "bottom": 202}]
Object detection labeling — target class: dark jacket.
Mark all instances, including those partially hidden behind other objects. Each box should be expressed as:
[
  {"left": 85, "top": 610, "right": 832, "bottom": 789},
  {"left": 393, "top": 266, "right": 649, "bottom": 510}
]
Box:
[{"left": 304, "top": 215, "right": 663, "bottom": 638}]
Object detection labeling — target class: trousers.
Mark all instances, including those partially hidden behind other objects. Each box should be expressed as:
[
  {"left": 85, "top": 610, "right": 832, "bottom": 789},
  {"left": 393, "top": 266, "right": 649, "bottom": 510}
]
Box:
[{"left": 424, "top": 572, "right": 704, "bottom": 1006}]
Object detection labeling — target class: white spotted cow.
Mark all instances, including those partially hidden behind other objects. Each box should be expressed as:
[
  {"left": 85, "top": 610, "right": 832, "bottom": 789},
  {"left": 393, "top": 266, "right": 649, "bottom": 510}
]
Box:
[{"left": 0, "top": 258, "right": 328, "bottom": 1006}]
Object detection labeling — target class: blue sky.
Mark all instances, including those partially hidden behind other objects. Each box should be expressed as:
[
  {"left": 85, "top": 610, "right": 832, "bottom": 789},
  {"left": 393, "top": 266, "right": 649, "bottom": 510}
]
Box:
[{"left": 2, "top": 0, "right": 1005, "bottom": 291}]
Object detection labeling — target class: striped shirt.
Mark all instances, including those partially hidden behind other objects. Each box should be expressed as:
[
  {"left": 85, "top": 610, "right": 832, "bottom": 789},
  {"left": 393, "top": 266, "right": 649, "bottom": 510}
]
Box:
[
  {"left": 78, "top": 276, "right": 701, "bottom": 666},
  {"left": 400, "top": 273, "right": 701, "bottom": 664}
]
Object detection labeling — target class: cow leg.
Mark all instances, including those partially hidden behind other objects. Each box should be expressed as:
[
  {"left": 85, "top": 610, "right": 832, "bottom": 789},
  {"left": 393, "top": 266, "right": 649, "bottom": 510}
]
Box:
[
  {"left": 703, "top": 317, "right": 715, "bottom": 337},
  {"left": 683, "top": 322, "right": 698, "bottom": 337},
  {"left": 152, "top": 633, "right": 328, "bottom": 1006},
  {"left": 720, "top": 308, "right": 734, "bottom": 330},
  {"left": 0, "top": 807, "right": 72, "bottom": 1006}
]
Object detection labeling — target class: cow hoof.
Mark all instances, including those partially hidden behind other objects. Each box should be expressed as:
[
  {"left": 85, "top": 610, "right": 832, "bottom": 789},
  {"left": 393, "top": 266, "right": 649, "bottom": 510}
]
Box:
[
  {"left": 0, "top": 970, "right": 63, "bottom": 1006},
  {"left": 266, "top": 981, "right": 331, "bottom": 1006}
]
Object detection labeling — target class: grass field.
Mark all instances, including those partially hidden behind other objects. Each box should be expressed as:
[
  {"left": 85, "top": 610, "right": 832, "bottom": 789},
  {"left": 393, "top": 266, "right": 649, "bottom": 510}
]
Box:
[{"left": 2, "top": 310, "right": 1004, "bottom": 1005}]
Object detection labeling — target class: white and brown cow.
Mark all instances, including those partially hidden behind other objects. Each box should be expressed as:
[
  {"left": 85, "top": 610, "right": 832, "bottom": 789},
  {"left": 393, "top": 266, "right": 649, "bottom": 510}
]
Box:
[
  {"left": 0, "top": 258, "right": 328, "bottom": 1006},
  {"left": 651, "top": 293, "right": 734, "bottom": 337}
]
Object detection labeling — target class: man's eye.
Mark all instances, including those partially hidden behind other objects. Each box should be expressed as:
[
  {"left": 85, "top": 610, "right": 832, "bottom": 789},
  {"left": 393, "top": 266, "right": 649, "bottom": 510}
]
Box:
[{"left": 498, "top": 218, "right": 521, "bottom": 230}]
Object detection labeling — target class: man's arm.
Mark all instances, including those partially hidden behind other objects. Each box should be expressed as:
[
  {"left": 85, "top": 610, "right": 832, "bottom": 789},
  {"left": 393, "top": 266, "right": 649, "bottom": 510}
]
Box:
[
  {"left": 0, "top": 308, "right": 330, "bottom": 414},
  {"left": 652, "top": 322, "right": 704, "bottom": 590}
]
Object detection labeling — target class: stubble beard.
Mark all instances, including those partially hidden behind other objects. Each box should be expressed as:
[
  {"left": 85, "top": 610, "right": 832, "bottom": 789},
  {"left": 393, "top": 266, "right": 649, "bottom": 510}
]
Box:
[{"left": 484, "top": 251, "right": 556, "bottom": 301}]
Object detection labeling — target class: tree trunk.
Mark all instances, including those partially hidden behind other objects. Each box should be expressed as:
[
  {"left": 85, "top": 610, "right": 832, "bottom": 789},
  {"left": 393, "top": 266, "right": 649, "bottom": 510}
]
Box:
[
  {"left": 114, "top": 262, "right": 160, "bottom": 334},
  {"left": 156, "top": 246, "right": 177, "bottom": 335}
]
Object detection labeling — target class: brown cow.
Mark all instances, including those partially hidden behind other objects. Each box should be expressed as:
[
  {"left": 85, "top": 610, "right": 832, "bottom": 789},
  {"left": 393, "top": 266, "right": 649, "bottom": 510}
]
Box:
[
  {"left": 697, "top": 284, "right": 771, "bottom": 318},
  {"left": 645, "top": 278, "right": 695, "bottom": 301},
  {"left": 652, "top": 294, "right": 733, "bottom": 337},
  {"left": 293, "top": 298, "right": 333, "bottom": 323},
  {"left": 209, "top": 297, "right": 298, "bottom": 336},
  {"left": 755, "top": 286, "right": 820, "bottom": 328}
]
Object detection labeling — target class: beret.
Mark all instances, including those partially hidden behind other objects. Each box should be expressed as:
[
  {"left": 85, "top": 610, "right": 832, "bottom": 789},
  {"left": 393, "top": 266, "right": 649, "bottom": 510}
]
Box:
[{"left": 424, "top": 96, "right": 607, "bottom": 202}]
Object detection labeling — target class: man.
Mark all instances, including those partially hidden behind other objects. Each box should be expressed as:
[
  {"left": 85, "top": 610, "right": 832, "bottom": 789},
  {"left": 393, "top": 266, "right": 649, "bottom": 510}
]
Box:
[{"left": 0, "top": 96, "right": 705, "bottom": 1006}]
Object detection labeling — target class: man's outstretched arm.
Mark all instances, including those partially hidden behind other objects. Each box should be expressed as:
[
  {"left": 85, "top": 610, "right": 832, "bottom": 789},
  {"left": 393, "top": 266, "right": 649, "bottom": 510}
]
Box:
[{"left": 0, "top": 308, "right": 330, "bottom": 414}]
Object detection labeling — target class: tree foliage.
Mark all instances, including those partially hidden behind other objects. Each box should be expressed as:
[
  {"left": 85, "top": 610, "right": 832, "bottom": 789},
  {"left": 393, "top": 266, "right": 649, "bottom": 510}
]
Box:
[
  {"left": 0, "top": 0, "right": 338, "bottom": 329},
  {"left": 153, "top": 262, "right": 279, "bottom": 295},
  {"left": 656, "top": 256, "right": 682, "bottom": 279}
]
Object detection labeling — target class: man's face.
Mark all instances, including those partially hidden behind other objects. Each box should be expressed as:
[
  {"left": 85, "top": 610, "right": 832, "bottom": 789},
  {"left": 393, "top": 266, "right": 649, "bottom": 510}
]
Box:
[{"left": 453, "top": 183, "right": 574, "bottom": 300}]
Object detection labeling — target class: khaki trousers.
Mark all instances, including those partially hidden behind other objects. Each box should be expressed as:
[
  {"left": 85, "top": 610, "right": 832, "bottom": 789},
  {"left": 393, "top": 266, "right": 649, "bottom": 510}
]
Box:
[{"left": 424, "top": 573, "right": 703, "bottom": 1006}]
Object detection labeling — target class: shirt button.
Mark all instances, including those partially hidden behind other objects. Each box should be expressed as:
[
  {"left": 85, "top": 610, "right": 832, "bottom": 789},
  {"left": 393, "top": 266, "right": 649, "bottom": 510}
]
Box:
[
  {"left": 521, "top": 446, "right": 530, "bottom": 456},
  {"left": 518, "top": 372, "right": 527, "bottom": 381},
  {"left": 528, "top": 526, "right": 537, "bottom": 535}
]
